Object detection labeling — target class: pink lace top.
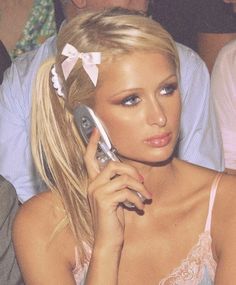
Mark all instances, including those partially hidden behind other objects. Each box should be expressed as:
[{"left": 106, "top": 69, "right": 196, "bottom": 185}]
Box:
[{"left": 73, "top": 173, "right": 222, "bottom": 285}]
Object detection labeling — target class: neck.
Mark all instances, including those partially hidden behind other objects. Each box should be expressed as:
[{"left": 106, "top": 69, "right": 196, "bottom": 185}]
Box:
[{"left": 123, "top": 156, "right": 180, "bottom": 197}]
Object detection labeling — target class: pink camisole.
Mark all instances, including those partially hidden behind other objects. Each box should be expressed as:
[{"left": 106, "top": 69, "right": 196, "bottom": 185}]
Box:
[{"left": 73, "top": 173, "right": 222, "bottom": 285}]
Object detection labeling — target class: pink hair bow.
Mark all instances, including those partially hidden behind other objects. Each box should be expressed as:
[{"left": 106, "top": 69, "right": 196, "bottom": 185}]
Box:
[{"left": 61, "top": 43, "right": 101, "bottom": 86}]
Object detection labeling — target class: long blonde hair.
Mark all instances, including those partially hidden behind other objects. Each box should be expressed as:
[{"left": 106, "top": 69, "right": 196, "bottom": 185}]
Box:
[{"left": 31, "top": 7, "right": 179, "bottom": 264}]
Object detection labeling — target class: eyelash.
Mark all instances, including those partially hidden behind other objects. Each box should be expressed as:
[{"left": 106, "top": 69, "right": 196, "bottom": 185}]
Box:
[
  {"left": 160, "top": 83, "right": 178, "bottom": 96},
  {"left": 120, "top": 83, "right": 178, "bottom": 106},
  {"left": 121, "top": 94, "right": 141, "bottom": 106}
]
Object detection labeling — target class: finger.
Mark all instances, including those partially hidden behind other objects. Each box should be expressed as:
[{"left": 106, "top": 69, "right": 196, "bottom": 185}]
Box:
[
  {"left": 88, "top": 165, "right": 149, "bottom": 203},
  {"left": 109, "top": 188, "right": 146, "bottom": 211},
  {"left": 89, "top": 160, "right": 145, "bottom": 188},
  {"left": 107, "top": 174, "right": 151, "bottom": 201},
  {"left": 84, "top": 128, "right": 101, "bottom": 179},
  {"left": 89, "top": 185, "right": 146, "bottom": 214},
  {"left": 88, "top": 174, "right": 151, "bottom": 207}
]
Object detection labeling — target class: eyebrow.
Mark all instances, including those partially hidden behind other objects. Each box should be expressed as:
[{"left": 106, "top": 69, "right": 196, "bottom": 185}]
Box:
[{"left": 110, "top": 73, "right": 177, "bottom": 97}]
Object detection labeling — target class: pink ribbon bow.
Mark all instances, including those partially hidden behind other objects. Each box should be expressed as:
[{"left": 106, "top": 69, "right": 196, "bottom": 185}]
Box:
[{"left": 61, "top": 43, "right": 101, "bottom": 86}]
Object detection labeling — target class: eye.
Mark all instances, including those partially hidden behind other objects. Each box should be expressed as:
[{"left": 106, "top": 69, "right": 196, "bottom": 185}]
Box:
[
  {"left": 121, "top": 94, "right": 141, "bottom": 106},
  {"left": 160, "top": 83, "right": 178, "bottom": 96}
]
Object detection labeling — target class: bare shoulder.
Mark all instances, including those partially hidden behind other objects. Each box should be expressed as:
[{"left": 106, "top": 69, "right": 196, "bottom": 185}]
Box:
[
  {"left": 175, "top": 159, "right": 219, "bottom": 189},
  {"left": 212, "top": 174, "right": 236, "bottom": 255},
  {"left": 13, "top": 192, "right": 76, "bottom": 285},
  {"left": 13, "top": 191, "right": 77, "bottom": 284},
  {"left": 12, "top": 190, "right": 77, "bottom": 249},
  {"left": 209, "top": 173, "right": 236, "bottom": 282},
  {"left": 12, "top": 190, "right": 71, "bottom": 256},
  {"left": 214, "top": 173, "right": 236, "bottom": 215},
  {"left": 13, "top": 191, "right": 64, "bottom": 238}
]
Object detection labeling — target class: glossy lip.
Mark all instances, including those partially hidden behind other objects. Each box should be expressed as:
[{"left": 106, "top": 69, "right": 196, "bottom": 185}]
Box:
[{"left": 143, "top": 132, "right": 172, "bottom": 148}]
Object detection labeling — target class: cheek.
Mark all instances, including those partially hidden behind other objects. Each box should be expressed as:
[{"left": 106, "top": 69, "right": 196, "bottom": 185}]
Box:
[
  {"left": 107, "top": 121, "right": 132, "bottom": 143},
  {"left": 171, "top": 104, "right": 181, "bottom": 124},
  {"left": 176, "top": 100, "right": 182, "bottom": 126},
  {"left": 169, "top": 104, "right": 181, "bottom": 142},
  {"left": 102, "top": 116, "right": 135, "bottom": 150},
  {"left": 167, "top": 96, "right": 181, "bottom": 125}
]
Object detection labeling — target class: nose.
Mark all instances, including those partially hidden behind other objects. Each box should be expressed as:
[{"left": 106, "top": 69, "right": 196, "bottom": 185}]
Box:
[{"left": 146, "top": 100, "right": 167, "bottom": 127}]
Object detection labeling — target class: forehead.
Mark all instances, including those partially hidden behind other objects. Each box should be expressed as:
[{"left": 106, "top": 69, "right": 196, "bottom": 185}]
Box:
[
  {"left": 96, "top": 52, "right": 176, "bottom": 94},
  {"left": 100, "top": 51, "right": 175, "bottom": 75}
]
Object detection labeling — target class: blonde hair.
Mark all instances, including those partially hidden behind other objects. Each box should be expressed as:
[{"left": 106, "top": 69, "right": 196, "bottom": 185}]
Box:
[{"left": 31, "top": 7, "right": 179, "bottom": 264}]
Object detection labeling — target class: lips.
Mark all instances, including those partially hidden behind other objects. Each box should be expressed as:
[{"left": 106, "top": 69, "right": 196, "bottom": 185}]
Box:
[{"left": 144, "top": 132, "right": 172, "bottom": 147}]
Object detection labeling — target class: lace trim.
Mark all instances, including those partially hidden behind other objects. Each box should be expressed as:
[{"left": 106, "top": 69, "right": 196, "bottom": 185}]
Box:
[
  {"left": 73, "top": 262, "right": 89, "bottom": 285},
  {"left": 73, "top": 244, "right": 91, "bottom": 285},
  {"left": 159, "top": 231, "right": 217, "bottom": 285},
  {"left": 72, "top": 232, "right": 216, "bottom": 285}
]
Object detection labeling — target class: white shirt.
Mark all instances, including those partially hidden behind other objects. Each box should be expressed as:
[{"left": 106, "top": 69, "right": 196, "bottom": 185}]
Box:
[
  {"left": 0, "top": 36, "right": 224, "bottom": 202},
  {"left": 211, "top": 39, "right": 236, "bottom": 170}
]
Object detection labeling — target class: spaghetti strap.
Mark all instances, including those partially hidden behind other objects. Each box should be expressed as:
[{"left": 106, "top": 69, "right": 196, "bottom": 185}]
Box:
[{"left": 204, "top": 173, "right": 223, "bottom": 232}]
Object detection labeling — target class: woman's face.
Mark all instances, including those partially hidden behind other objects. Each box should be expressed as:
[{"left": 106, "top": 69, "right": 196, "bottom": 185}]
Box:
[{"left": 94, "top": 52, "right": 181, "bottom": 164}]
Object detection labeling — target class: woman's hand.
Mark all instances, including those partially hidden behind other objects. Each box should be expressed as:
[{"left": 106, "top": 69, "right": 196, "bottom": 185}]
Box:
[{"left": 84, "top": 128, "right": 151, "bottom": 250}]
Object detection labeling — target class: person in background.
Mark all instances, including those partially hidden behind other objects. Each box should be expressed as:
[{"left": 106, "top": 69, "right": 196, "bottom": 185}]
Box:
[
  {"left": 0, "top": 40, "right": 11, "bottom": 84},
  {"left": 13, "top": 9, "right": 236, "bottom": 284},
  {"left": 0, "top": 0, "right": 60, "bottom": 84},
  {"left": 151, "top": 0, "right": 236, "bottom": 72},
  {"left": 0, "top": 0, "right": 223, "bottom": 203},
  {"left": 211, "top": 39, "right": 236, "bottom": 175},
  {"left": 0, "top": 0, "right": 57, "bottom": 59},
  {"left": 0, "top": 175, "right": 23, "bottom": 285},
  {"left": 197, "top": 0, "right": 236, "bottom": 72},
  {"left": 53, "top": 0, "right": 66, "bottom": 31}
]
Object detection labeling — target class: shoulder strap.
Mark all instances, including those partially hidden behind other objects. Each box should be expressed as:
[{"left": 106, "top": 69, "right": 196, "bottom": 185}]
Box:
[{"left": 204, "top": 173, "right": 223, "bottom": 232}]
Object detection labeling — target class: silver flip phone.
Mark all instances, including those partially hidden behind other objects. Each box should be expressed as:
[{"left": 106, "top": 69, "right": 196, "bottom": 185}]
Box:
[
  {"left": 74, "top": 104, "right": 145, "bottom": 209},
  {"left": 74, "top": 104, "right": 119, "bottom": 166}
]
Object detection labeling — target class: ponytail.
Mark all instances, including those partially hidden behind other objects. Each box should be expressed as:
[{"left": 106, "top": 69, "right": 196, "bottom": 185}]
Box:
[{"left": 31, "top": 58, "right": 93, "bottom": 264}]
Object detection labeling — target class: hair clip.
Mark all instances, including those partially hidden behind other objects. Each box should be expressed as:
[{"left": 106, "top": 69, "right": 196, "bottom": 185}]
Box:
[
  {"left": 51, "top": 44, "right": 101, "bottom": 97},
  {"left": 51, "top": 65, "right": 65, "bottom": 97}
]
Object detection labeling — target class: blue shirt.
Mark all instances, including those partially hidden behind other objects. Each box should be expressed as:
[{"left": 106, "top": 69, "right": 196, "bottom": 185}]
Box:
[{"left": 0, "top": 36, "right": 224, "bottom": 202}]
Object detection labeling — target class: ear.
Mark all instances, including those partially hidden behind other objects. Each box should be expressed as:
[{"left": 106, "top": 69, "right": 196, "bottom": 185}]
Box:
[{"left": 71, "top": 0, "right": 87, "bottom": 8}]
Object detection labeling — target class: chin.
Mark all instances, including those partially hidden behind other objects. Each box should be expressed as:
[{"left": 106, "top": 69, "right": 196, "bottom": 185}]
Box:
[
  {"left": 118, "top": 149, "right": 175, "bottom": 166},
  {"left": 115, "top": 139, "right": 177, "bottom": 164},
  {"left": 142, "top": 153, "right": 174, "bottom": 166}
]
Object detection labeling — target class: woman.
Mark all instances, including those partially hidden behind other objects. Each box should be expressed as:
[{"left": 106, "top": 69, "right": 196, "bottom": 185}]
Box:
[{"left": 13, "top": 8, "right": 236, "bottom": 284}]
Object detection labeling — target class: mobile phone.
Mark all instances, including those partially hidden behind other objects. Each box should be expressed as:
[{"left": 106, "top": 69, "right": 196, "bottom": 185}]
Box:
[
  {"left": 74, "top": 104, "right": 119, "bottom": 166},
  {"left": 73, "top": 104, "right": 146, "bottom": 209}
]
